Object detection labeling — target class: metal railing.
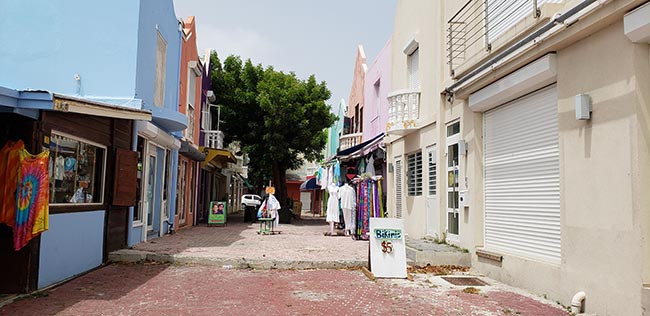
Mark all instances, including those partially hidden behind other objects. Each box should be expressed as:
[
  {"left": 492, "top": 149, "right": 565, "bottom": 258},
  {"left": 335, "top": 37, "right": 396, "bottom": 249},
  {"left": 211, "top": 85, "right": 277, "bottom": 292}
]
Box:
[
  {"left": 448, "top": 0, "right": 543, "bottom": 77},
  {"left": 339, "top": 133, "right": 363, "bottom": 151},
  {"left": 386, "top": 90, "right": 420, "bottom": 133},
  {"left": 204, "top": 130, "right": 224, "bottom": 149}
]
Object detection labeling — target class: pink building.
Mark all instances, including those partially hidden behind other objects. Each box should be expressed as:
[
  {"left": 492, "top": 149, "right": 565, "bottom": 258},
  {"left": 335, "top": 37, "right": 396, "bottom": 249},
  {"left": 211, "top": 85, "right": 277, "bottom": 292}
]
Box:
[{"left": 363, "top": 39, "right": 391, "bottom": 142}]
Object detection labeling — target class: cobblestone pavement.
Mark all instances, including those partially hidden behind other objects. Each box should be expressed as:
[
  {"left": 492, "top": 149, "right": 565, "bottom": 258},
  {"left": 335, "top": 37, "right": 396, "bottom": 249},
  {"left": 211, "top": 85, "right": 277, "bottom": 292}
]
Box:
[
  {"left": 0, "top": 263, "right": 568, "bottom": 316},
  {"left": 127, "top": 212, "right": 369, "bottom": 268}
]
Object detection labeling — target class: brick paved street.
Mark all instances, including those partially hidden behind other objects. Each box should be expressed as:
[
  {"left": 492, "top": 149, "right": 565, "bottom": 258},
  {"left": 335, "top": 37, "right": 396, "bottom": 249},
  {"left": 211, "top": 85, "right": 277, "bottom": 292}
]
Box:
[
  {"left": 1, "top": 213, "right": 569, "bottom": 315},
  {"left": 0, "top": 263, "right": 568, "bottom": 316}
]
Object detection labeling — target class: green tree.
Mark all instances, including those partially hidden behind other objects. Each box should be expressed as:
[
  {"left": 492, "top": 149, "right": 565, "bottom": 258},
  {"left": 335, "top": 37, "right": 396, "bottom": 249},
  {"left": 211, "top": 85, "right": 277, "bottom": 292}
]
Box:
[{"left": 210, "top": 52, "right": 335, "bottom": 208}]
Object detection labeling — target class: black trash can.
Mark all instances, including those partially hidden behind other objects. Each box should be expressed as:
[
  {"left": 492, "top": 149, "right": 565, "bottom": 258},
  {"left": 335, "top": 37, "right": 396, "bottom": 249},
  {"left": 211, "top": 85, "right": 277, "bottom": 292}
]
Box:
[
  {"left": 244, "top": 205, "right": 257, "bottom": 223},
  {"left": 279, "top": 207, "right": 292, "bottom": 224}
]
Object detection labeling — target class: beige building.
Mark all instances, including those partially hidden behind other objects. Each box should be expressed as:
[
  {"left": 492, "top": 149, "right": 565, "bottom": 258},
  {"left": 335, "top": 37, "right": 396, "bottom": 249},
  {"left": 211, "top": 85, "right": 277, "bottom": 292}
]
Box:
[{"left": 386, "top": 0, "right": 650, "bottom": 314}]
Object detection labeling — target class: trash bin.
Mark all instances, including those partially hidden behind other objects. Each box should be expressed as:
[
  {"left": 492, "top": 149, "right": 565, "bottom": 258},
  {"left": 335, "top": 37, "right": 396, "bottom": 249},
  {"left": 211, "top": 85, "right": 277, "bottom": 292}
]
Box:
[
  {"left": 244, "top": 205, "right": 257, "bottom": 223},
  {"left": 279, "top": 207, "right": 292, "bottom": 224}
]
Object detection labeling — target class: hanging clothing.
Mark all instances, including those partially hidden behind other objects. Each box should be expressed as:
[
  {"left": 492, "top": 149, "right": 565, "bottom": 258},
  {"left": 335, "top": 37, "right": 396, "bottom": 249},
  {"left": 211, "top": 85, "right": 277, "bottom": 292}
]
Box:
[
  {"left": 325, "top": 184, "right": 339, "bottom": 223},
  {"left": 267, "top": 193, "right": 281, "bottom": 228},
  {"left": 333, "top": 163, "right": 341, "bottom": 186},
  {"left": 54, "top": 155, "right": 65, "bottom": 180},
  {"left": 0, "top": 140, "right": 25, "bottom": 228},
  {"left": 339, "top": 183, "right": 356, "bottom": 233},
  {"left": 14, "top": 149, "right": 50, "bottom": 251},
  {"left": 366, "top": 156, "right": 376, "bottom": 177}
]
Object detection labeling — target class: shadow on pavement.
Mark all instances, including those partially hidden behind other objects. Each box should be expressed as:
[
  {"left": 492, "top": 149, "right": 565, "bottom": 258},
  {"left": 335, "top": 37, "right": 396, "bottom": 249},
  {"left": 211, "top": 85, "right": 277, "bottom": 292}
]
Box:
[{"left": 0, "top": 264, "right": 168, "bottom": 316}]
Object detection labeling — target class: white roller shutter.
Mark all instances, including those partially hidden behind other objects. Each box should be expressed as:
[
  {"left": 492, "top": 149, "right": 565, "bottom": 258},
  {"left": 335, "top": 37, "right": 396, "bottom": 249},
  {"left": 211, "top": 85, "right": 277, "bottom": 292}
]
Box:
[{"left": 484, "top": 85, "right": 560, "bottom": 264}]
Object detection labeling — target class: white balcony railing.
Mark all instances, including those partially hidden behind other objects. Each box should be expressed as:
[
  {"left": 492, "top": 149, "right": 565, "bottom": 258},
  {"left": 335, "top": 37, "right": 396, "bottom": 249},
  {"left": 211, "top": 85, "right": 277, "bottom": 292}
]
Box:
[
  {"left": 204, "top": 130, "right": 224, "bottom": 149},
  {"left": 339, "top": 133, "right": 363, "bottom": 151},
  {"left": 386, "top": 90, "right": 420, "bottom": 135}
]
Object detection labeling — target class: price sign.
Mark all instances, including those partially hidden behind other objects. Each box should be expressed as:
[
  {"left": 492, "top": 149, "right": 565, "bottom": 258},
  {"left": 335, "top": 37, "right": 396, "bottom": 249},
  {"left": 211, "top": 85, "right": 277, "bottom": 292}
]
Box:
[{"left": 369, "top": 218, "right": 406, "bottom": 278}]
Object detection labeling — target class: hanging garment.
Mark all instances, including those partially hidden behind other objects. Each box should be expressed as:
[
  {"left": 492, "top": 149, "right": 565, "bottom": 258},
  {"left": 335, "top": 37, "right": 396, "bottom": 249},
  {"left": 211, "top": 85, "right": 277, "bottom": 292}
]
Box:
[
  {"left": 333, "top": 163, "right": 341, "bottom": 186},
  {"left": 14, "top": 149, "right": 50, "bottom": 251},
  {"left": 316, "top": 167, "right": 324, "bottom": 188},
  {"left": 0, "top": 140, "right": 25, "bottom": 228},
  {"left": 366, "top": 156, "right": 376, "bottom": 177},
  {"left": 54, "top": 155, "right": 65, "bottom": 180},
  {"left": 340, "top": 183, "right": 356, "bottom": 233},
  {"left": 325, "top": 184, "right": 339, "bottom": 223},
  {"left": 267, "top": 193, "right": 281, "bottom": 228}
]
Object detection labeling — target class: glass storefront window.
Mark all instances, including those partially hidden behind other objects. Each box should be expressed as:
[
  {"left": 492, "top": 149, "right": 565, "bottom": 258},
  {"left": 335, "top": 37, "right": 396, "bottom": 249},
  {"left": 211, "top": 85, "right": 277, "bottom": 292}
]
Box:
[{"left": 49, "top": 132, "right": 105, "bottom": 204}]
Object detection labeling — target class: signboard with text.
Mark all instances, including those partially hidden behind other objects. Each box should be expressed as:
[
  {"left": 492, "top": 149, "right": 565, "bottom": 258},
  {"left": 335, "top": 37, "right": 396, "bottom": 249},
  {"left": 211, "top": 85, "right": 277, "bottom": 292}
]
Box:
[
  {"left": 369, "top": 218, "right": 407, "bottom": 278},
  {"left": 208, "top": 201, "right": 227, "bottom": 225}
]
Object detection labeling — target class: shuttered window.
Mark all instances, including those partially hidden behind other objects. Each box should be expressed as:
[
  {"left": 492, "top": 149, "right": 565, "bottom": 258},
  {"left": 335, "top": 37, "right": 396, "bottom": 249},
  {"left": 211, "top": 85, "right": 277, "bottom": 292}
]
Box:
[
  {"left": 484, "top": 85, "right": 560, "bottom": 264},
  {"left": 113, "top": 148, "right": 138, "bottom": 206},
  {"left": 154, "top": 32, "right": 167, "bottom": 107},
  {"left": 428, "top": 147, "right": 437, "bottom": 196},
  {"left": 407, "top": 151, "right": 422, "bottom": 196},
  {"left": 395, "top": 159, "right": 403, "bottom": 218},
  {"left": 408, "top": 48, "right": 420, "bottom": 89}
]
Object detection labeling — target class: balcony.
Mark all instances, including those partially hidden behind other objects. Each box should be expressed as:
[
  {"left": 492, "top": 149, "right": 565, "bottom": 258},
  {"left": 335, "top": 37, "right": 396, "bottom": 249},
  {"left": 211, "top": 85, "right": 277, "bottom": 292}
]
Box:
[
  {"left": 204, "top": 130, "right": 224, "bottom": 149},
  {"left": 386, "top": 90, "right": 420, "bottom": 136},
  {"left": 339, "top": 133, "right": 363, "bottom": 151},
  {"left": 448, "top": 0, "right": 560, "bottom": 77}
]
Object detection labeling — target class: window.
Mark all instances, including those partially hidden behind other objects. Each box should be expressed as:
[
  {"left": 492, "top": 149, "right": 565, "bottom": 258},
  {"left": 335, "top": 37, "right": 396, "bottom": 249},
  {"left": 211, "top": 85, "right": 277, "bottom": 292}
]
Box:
[
  {"left": 134, "top": 136, "right": 145, "bottom": 222},
  {"left": 395, "top": 158, "right": 403, "bottom": 218},
  {"left": 201, "top": 102, "right": 210, "bottom": 130},
  {"left": 177, "top": 160, "right": 187, "bottom": 225},
  {"left": 427, "top": 146, "right": 437, "bottom": 196},
  {"left": 408, "top": 47, "right": 420, "bottom": 89},
  {"left": 49, "top": 132, "right": 106, "bottom": 204},
  {"left": 186, "top": 63, "right": 197, "bottom": 140},
  {"left": 407, "top": 151, "right": 422, "bottom": 196},
  {"left": 154, "top": 32, "right": 167, "bottom": 107}
]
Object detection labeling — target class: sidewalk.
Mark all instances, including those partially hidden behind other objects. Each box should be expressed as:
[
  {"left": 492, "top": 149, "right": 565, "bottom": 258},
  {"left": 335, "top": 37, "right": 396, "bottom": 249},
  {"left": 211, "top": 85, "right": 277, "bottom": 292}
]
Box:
[{"left": 110, "top": 210, "right": 369, "bottom": 269}]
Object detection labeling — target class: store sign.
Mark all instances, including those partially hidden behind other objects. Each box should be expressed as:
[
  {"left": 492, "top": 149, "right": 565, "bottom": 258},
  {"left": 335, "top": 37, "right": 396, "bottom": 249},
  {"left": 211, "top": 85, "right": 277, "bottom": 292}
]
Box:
[
  {"left": 369, "top": 218, "right": 407, "bottom": 278},
  {"left": 208, "top": 201, "right": 227, "bottom": 225}
]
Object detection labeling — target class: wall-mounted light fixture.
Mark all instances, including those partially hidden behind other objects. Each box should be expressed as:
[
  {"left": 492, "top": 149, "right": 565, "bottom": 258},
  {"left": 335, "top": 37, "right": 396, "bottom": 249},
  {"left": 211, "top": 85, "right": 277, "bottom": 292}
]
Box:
[{"left": 575, "top": 94, "right": 592, "bottom": 120}]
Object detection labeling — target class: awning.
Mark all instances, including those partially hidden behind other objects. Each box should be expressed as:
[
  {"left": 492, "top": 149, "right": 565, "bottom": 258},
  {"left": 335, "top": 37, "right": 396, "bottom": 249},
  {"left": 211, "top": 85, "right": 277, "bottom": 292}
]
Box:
[
  {"left": 54, "top": 94, "right": 152, "bottom": 121},
  {"left": 337, "top": 132, "right": 384, "bottom": 161},
  {"left": 300, "top": 177, "right": 321, "bottom": 191},
  {"left": 200, "top": 147, "right": 236, "bottom": 169},
  {"left": 179, "top": 140, "right": 206, "bottom": 161},
  {"left": 238, "top": 173, "right": 254, "bottom": 191}
]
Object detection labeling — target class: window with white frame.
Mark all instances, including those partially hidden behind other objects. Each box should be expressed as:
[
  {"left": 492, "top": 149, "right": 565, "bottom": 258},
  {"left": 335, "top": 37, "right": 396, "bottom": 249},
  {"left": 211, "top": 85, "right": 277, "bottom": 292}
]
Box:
[
  {"left": 408, "top": 47, "right": 420, "bottom": 89},
  {"left": 407, "top": 151, "right": 422, "bottom": 196},
  {"left": 154, "top": 32, "right": 167, "bottom": 107},
  {"left": 49, "top": 132, "right": 106, "bottom": 204}
]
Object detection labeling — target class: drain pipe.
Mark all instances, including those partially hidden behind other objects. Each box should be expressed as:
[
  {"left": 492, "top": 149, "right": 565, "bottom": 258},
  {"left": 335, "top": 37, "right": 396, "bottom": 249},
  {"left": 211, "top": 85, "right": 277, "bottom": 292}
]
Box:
[
  {"left": 444, "top": 0, "right": 598, "bottom": 95},
  {"left": 571, "top": 291, "right": 586, "bottom": 314}
]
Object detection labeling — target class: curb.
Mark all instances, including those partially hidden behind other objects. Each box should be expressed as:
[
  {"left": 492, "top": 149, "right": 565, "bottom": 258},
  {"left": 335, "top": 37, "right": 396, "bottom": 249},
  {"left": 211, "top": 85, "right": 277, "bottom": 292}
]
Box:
[{"left": 109, "top": 249, "right": 368, "bottom": 270}]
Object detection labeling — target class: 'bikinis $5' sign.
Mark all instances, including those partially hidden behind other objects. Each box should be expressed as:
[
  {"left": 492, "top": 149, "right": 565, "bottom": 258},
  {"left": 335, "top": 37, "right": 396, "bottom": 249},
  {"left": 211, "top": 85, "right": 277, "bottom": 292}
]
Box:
[{"left": 374, "top": 229, "right": 402, "bottom": 254}]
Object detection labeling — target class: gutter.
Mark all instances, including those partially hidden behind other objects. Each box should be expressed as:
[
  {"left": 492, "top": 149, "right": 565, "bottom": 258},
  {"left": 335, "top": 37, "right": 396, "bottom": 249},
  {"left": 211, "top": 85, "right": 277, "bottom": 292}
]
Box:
[{"left": 444, "top": 0, "right": 599, "bottom": 95}]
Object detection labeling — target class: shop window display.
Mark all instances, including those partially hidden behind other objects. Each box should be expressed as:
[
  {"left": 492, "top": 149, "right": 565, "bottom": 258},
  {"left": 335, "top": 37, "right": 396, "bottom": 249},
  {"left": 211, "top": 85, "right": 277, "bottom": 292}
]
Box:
[{"left": 49, "top": 132, "right": 105, "bottom": 204}]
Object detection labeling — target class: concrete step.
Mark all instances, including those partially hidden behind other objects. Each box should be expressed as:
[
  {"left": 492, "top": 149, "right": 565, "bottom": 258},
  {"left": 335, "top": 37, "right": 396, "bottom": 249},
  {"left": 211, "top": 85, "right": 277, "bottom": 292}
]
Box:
[{"left": 405, "top": 238, "right": 471, "bottom": 267}]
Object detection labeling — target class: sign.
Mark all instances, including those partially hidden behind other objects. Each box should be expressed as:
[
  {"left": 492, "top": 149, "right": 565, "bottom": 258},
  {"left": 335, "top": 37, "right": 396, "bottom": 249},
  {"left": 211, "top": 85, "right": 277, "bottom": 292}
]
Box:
[
  {"left": 208, "top": 201, "right": 227, "bottom": 225},
  {"left": 369, "top": 218, "right": 407, "bottom": 278}
]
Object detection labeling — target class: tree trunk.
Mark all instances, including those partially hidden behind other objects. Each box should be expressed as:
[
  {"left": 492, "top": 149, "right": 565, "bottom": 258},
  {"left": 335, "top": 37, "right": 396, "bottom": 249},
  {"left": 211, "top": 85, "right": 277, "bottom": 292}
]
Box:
[{"left": 271, "top": 161, "right": 288, "bottom": 210}]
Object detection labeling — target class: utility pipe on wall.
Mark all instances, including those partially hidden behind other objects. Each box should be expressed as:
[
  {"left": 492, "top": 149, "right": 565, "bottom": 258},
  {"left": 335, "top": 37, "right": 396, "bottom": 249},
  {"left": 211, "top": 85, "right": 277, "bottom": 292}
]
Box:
[{"left": 571, "top": 291, "right": 586, "bottom": 314}]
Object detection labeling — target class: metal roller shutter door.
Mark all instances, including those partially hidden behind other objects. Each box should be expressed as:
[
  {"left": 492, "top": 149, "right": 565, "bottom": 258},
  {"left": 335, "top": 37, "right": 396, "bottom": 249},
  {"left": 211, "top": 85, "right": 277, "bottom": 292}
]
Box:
[{"left": 484, "top": 85, "right": 560, "bottom": 264}]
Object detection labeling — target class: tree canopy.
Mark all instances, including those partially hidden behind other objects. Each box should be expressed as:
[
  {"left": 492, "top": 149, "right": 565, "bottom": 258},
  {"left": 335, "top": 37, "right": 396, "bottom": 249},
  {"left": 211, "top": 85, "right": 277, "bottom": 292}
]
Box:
[{"left": 210, "top": 52, "right": 336, "bottom": 207}]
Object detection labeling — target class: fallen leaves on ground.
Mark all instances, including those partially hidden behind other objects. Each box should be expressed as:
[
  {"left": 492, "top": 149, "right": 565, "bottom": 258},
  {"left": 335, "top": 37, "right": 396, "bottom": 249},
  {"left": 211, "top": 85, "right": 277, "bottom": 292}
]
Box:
[{"left": 407, "top": 264, "right": 470, "bottom": 275}]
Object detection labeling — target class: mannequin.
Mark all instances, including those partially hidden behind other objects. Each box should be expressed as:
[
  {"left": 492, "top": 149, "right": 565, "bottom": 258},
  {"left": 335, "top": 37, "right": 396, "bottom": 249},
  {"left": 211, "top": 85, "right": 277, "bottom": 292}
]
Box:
[
  {"left": 339, "top": 181, "right": 356, "bottom": 236},
  {"left": 325, "top": 183, "right": 340, "bottom": 235}
]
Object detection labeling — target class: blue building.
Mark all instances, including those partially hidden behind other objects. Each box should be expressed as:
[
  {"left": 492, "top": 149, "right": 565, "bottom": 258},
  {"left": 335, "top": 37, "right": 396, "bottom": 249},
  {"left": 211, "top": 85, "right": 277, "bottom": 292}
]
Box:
[{"left": 0, "top": 0, "right": 186, "bottom": 291}]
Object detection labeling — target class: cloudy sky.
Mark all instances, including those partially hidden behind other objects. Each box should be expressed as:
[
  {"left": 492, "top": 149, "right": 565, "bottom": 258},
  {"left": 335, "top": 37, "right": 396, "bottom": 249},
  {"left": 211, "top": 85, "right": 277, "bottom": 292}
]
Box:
[{"left": 172, "top": 0, "right": 396, "bottom": 110}]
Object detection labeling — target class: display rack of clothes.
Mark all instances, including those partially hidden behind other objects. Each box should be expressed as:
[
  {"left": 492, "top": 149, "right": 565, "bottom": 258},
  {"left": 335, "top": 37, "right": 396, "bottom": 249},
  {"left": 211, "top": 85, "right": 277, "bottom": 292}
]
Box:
[{"left": 354, "top": 175, "right": 385, "bottom": 240}]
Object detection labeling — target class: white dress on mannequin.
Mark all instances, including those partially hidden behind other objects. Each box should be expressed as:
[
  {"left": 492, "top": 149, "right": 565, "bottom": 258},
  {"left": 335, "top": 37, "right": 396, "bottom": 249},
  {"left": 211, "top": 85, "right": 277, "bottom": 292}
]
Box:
[
  {"left": 339, "top": 183, "right": 356, "bottom": 233},
  {"left": 326, "top": 184, "right": 340, "bottom": 223}
]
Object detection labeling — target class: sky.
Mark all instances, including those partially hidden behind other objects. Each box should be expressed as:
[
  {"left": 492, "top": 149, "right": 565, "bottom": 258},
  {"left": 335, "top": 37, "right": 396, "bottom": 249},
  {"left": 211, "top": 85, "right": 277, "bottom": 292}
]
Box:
[{"left": 172, "top": 0, "right": 396, "bottom": 110}]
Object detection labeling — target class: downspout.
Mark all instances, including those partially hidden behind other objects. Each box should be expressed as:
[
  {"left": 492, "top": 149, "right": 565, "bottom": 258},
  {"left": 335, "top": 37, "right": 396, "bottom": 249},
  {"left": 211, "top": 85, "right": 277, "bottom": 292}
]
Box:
[
  {"left": 444, "top": 0, "right": 599, "bottom": 95},
  {"left": 571, "top": 291, "right": 586, "bottom": 314}
]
